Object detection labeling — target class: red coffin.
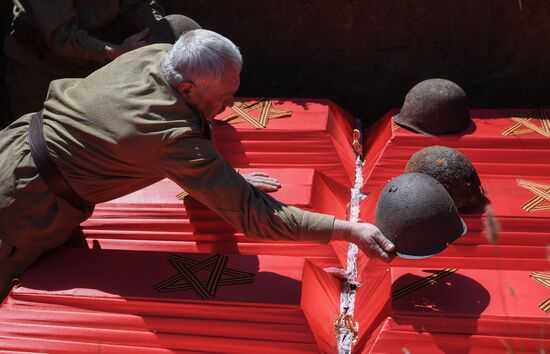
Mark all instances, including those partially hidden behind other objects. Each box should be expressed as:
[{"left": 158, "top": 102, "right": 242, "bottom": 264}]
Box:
[{"left": 1, "top": 101, "right": 549, "bottom": 353}]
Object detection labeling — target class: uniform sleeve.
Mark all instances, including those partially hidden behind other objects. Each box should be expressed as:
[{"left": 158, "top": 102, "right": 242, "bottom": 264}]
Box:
[
  {"left": 158, "top": 136, "right": 335, "bottom": 243},
  {"left": 26, "top": 0, "right": 110, "bottom": 63},
  {"left": 120, "top": 0, "right": 165, "bottom": 29}
]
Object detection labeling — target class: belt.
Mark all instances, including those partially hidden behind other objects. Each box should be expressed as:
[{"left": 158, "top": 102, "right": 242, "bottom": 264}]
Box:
[{"left": 28, "top": 111, "right": 93, "bottom": 212}]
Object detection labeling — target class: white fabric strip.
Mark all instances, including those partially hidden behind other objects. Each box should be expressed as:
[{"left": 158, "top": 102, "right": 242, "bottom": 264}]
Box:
[{"left": 337, "top": 154, "right": 364, "bottom": 353}]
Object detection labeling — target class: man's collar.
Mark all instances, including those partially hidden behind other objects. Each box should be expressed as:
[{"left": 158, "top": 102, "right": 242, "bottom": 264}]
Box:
[{"left": 188, "top": 104, "right": 211, "bottom": 140}]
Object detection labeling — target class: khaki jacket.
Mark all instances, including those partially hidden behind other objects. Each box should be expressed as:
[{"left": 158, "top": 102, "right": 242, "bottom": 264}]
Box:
[{"left": 0, "top": 44, "right": 334, "bottom": 250}]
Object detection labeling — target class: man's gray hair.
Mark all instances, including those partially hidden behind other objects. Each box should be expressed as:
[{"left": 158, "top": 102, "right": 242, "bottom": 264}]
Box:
[{"left": 160, "top": 29, "right": 242, "bottom": 90}]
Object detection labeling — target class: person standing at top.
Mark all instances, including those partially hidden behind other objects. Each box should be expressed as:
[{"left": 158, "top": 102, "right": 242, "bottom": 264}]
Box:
[{"left": 3, "top": 0, "right": 199, "bottom": 125}]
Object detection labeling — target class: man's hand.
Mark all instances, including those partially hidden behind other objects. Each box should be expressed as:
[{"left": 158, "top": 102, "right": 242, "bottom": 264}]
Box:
[
  {"left": 105, "top": 28, "right": 150, "bottom": 61},
  {"left": 332, "top": 219, "right": 395, "bottom": 263},
  {"left": 242, "top": 172, "right": 281, "bottom": 192}
]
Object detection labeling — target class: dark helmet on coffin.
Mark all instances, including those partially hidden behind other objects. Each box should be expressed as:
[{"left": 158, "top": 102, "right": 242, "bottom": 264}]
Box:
[
  {"left": 393, "top": 78, "right": 471, "bottom": 135},
  {"left": 405, "top": 145, "right": 483, "bottom": 210},
  {"left": 375, "top": 173, "right": 467, "bottom": 259}
]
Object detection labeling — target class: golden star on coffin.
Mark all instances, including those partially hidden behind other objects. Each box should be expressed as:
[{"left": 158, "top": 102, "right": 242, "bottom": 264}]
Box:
[
  {"left": 516, "top": 179, "right": 550, "bottom": 213},
  {"left": 153, "top": 254, "right": 255, "bottom": 299},
  {"left": 529, "top": 272, "right": 550, "bottom": 312},
  {"left": 217, "top": 99, "right": 292, "bottom": 129},
  {"left": 501, "top": 109, "right": 550, "bottom": 138}
]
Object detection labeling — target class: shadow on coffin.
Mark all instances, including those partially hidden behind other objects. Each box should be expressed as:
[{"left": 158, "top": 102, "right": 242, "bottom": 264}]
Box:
[{"left": 2, "top": 246, "right": 325, "bottom": 353}]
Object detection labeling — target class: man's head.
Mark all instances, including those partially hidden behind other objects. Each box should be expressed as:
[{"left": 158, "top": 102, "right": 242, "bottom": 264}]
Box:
[{"left": 160, "top": 29, "right": 243, "bottom": 119}]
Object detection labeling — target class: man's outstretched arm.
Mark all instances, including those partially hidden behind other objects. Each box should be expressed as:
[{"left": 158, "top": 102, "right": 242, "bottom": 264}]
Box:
[{"left": 158, "top": 136, "right": 394, "bottom": 261}]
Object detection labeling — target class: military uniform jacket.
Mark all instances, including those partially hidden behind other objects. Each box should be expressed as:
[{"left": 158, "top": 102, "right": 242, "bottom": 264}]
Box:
[
  {"left": 4, "top": 0, "right": 163, "bottom": 76},
  {"left": 0, "top": 44, "right": 335, "bottom": 251}
]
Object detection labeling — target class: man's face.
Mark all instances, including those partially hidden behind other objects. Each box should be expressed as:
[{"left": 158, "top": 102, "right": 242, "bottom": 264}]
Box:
[{"left": 181, "top": 66, "right": 241, "bottom": 120}]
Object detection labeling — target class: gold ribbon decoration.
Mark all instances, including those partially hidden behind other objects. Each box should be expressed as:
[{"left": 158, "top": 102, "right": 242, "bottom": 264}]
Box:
[
  {"left": 218, "top": 99, "right": 292, "bottom": 129},
  {"left": 501, "top": 109, "right": 550, "bottom": 138},
  {"left": 529, "top": 272, "right": 550, "bottom": 312},
  {"left": 392, "top": 268, "right": 459, "bottom": 301},
  {"left": 516, "top": 179, "right": 550, "bottom": 212},
  {"left": 154, "top": 254, "right": 255, "bottom": 299}
]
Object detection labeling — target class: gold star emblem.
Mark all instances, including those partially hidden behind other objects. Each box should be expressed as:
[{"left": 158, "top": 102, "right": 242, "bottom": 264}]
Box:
[
  {"left": 501, "top": 109, "right": 550, "bottom": 138},
  {"left": 529, "top": 272, "right": 550, "bottom": 312},
  {"left": 217, "top": 99, "right": 292, "bottom": 129},
  {"left": 516, "top": 179, "right": 550, "bottom": 212},
  {"left": 153, "top": 254, "right": 255, "bottom": 299}
]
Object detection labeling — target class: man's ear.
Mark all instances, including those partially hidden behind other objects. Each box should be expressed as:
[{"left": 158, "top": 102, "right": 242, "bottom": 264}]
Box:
[{"left": 177, "top": 81, "right": 195, "bottom": 100}]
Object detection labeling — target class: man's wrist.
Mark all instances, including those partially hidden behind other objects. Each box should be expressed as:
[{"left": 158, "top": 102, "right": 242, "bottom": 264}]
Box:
[{"left": 331, "top": 219, "right": 352, "bottom": 242}]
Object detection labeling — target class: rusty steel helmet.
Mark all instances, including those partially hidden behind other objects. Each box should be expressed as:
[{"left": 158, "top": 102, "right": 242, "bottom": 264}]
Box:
[
  {"left": 146, "top": 14, "right": 201, "bottom": 44},
  {"left": 405, "top": 146, "right": 483, "bottom": 210},
  {"left": 375, "top": 173, "right": 467, "bottom": 259},
  {"left": 393, "top": 78, "right": 471, "bottom": 135}
]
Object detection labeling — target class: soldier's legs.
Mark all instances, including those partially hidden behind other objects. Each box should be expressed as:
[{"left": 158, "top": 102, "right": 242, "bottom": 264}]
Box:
[
  {"left": 5, "top": 58, "right": 55, "bottom": 122},
  {"left": 0, "top": 114, "right": 94, "bottom": 299}
]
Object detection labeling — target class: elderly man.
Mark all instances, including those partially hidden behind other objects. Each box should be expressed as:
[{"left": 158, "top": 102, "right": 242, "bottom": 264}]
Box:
[{"left": 0, "top": 29, "right": 395, "bottom": 296}]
